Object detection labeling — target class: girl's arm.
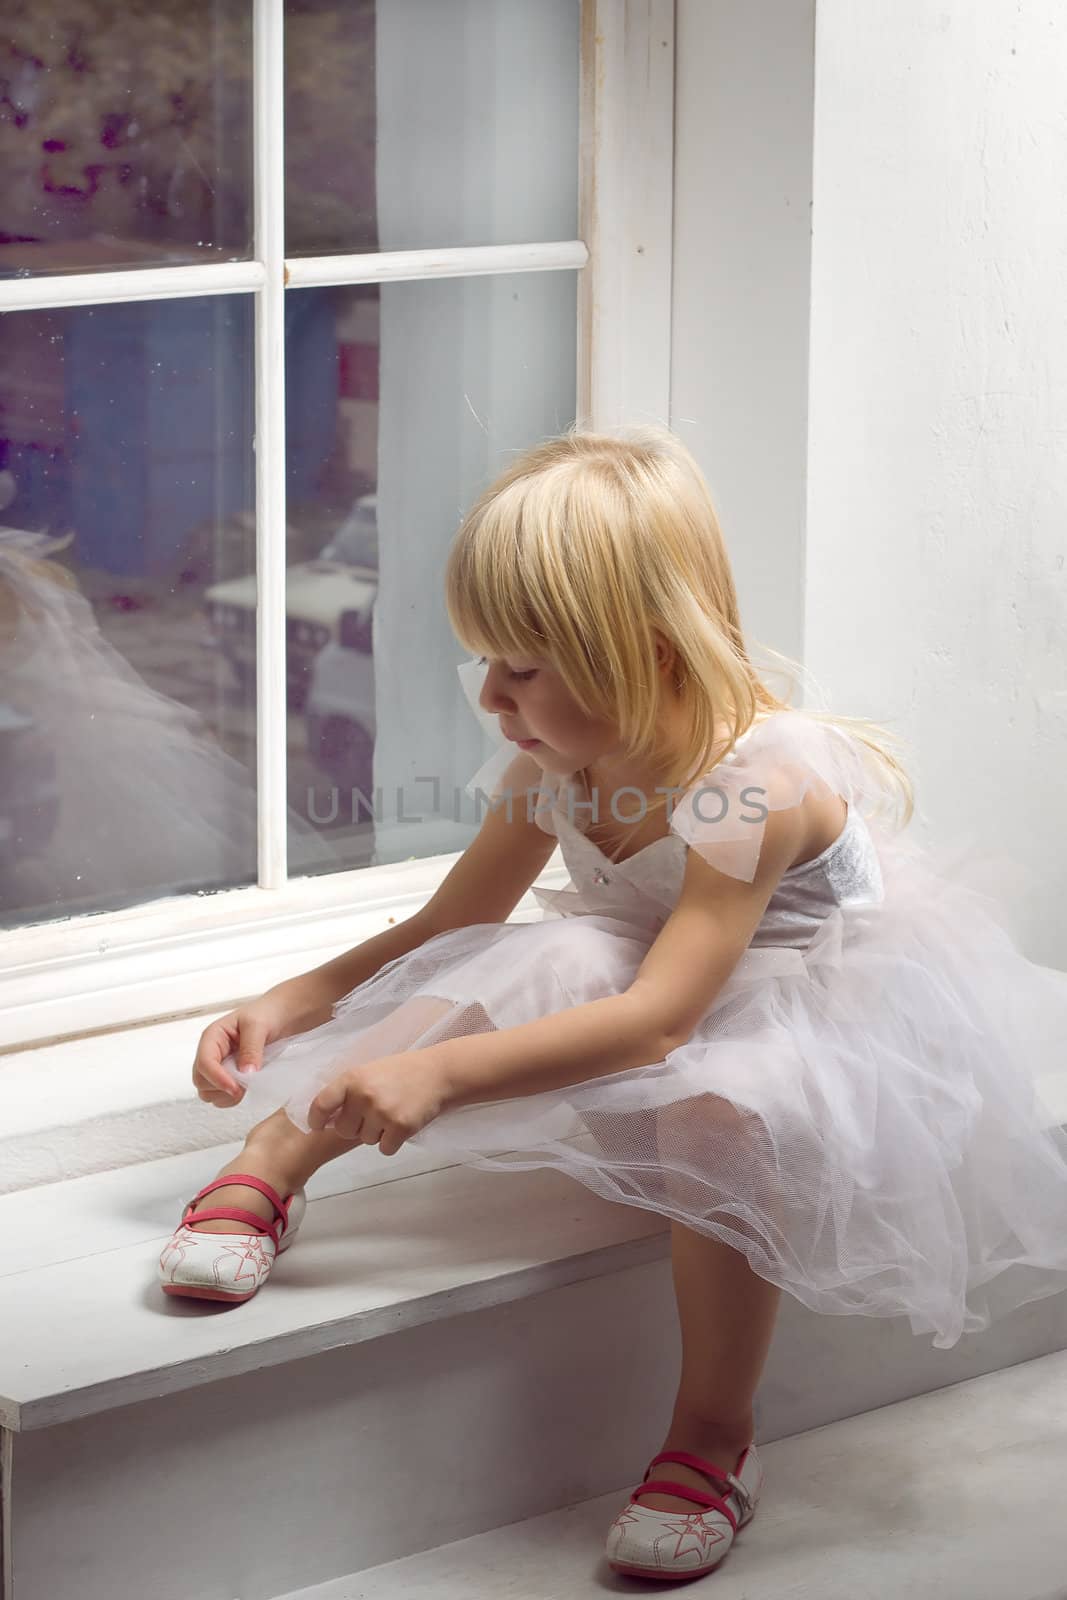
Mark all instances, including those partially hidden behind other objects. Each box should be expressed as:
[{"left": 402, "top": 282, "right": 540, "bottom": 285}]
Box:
[
  {"left": 434, "top": 801, "right": 810, "bottom": 1109},
  {"left": 272, "top": 749, "right": 557, "bottom": 1024}
]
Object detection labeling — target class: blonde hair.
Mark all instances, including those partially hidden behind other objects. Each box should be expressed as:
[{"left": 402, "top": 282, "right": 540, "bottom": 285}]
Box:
[{"left": 445, "top": 426, "right": 914, "bottom": 853}]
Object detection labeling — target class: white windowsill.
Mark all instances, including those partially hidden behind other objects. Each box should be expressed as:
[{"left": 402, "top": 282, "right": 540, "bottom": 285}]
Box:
[
  {"left": 0, "top": 855, "right": 572, "bottom": 1191},
  {"left": 3, "top": 846, "right": 573, "bottom": 1052}
]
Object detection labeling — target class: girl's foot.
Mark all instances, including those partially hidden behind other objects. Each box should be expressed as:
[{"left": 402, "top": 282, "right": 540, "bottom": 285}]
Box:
[
  {"left": 183, "top": 1158, "right": 298, "bottom": 1236},
  {"left": 159, "top": 1135, "right": 307, "bottom": 1307},
  {"left": 183, "top": 1124, "right": 312, "bottom": 1235},
  {"left": 605, "top": 1433, "right": 764, "bottom": 1580},
  {"left": 637, "top": 1420, "right": 755, "bottom": 1513}
]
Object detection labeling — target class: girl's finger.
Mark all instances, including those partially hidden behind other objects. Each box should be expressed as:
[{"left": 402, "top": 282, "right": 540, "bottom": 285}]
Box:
[
  {"left": 193, "top": 1067, "right": 243, "bottom": 1100},
  {"left": 194, "top": 1064, "right": 239, "bottom": 1096},
  {"left": 194, "top": 1041, "right": 240, "bottom": 1095},
  {"left": 334, "top": 1109, "right": 368, "bottom": 1142},
  {"left": 308, "top": 1079, "right": 348, "bottom": 1132},
  {"left": 353, "top": 1114, "right": 385, "bottom": 1148},
  {"left": 197, "top": 1084, "right": 244, "bottom": 1107}
]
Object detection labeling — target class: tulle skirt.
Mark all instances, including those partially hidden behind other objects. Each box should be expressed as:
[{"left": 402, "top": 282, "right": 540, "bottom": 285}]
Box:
[{"left": 233, "top": 831, "right": 1067, "bottom": 1350}]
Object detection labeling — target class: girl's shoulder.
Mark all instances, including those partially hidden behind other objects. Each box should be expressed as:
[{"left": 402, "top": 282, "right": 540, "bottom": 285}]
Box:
[{"left": 669, "top": 709, "right": 887, "bottom": 883}]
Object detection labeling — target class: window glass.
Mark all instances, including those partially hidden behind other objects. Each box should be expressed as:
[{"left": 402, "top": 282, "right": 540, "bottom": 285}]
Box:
[
  {"left": 2, "top": 2, "right": 583, "bottom": 929},
  {"left": 0, "top": 294, "right": 331, "bottom": 928},
  {"left": 0, "top": 2, "right": 253, "bottom": 279},
  {"left": 285, "top": 0, "right": 580, "bottom": 256},
  {"left": 286, "top": 270, "right": 578, "bottom": 872}
]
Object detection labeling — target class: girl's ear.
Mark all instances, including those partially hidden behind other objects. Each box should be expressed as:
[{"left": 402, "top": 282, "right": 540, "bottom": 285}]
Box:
[{"left": 652, "top": 631, "right": 677, "bottom": 678}]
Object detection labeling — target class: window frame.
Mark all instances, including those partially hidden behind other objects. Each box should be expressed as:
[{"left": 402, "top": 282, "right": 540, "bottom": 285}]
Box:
[{"left": 1, "top": 0, "right": 675, "bottom": 1050}]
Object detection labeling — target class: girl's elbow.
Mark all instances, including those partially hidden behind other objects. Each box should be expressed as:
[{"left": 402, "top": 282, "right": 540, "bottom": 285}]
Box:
[{"left": 624, "top": 988, "right": 693, "bottom": 1058}]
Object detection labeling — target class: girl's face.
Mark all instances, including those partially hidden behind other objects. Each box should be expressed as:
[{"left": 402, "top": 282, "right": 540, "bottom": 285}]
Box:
[{"left": 477, "top": 653, "right": 625, "bottom": 775}]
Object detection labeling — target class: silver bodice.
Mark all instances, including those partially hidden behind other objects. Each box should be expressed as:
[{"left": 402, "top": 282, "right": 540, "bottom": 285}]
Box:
[{"left": 532, "top": 796, "right": 885, "bottom": 949}]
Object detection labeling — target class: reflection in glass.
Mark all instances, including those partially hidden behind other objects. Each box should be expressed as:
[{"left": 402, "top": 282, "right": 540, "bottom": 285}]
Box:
[
  {"left": 285, "top": 0, "right": 580, "bottom": 256},
  {"left": 0, "top": 2, "right": 253, "bottom": 279},
  {"left": 286, "top": 271, "right": 578, "bottom": 876},
  {"left": 0, "top": 295, "right": 336, "bottom": 928}
]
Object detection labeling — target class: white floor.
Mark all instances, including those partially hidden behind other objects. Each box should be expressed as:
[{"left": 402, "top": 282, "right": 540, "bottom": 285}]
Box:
[{"left": 278, "top": 1347, "right": 1067, "bottom": 1599}]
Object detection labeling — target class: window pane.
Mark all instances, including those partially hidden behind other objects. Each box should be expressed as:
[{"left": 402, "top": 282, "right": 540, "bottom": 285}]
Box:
[
  {"left": 0, "top": 2, "right": 253, "bottom": 280},
  {"left": 0, "top": 295, "right": 274, "bottom": 928},
  {"left": 286, "top": 270, "right": 577, "bottom": 873},
  {"left": 285, "top": 0, "right": 580, "bottom": 256}
]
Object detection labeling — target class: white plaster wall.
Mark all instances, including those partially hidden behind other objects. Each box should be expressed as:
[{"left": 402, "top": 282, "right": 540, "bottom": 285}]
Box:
[
  {"left": 674, "top": 0, "right": 1066, "bottom": 965},
  {"left": 805, "top": 0, "right": 1067, "bottom": 964},
  {"left": 671, "top": 0, "right": 816, "bottom": 671}
]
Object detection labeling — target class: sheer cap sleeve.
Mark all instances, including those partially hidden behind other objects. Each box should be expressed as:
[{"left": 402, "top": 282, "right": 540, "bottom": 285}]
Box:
[
  {"left": 669, "top": 711, "right": 884, "bottom": 884},
  {"left": 455, "top": 656, "right": 558, "bottom": 834}
]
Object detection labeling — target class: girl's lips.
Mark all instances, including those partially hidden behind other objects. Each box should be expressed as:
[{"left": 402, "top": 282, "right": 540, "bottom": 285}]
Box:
[{"left": 516, "top": 739, "right": 540, "bottom": 749}]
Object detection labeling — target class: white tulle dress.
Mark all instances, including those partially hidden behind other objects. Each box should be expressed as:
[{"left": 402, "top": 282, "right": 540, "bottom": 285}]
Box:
[{"left": 234, "top": 657, "right": 1067, "bottom": 1349}]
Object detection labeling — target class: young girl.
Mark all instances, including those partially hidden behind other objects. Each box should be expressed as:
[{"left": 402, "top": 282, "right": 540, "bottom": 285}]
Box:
[{"left": 159, "top": 427, "right": 1067, "bottom": 1582}]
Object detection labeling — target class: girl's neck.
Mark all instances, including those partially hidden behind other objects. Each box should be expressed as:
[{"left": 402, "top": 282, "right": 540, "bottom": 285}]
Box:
[{"left": 579, "top": 709, "right": 767, "bottom": 812}]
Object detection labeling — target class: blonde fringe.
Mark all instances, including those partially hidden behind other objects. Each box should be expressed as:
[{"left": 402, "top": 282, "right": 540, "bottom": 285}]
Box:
[{"left": 445, "top": 424, "right": 916, "bottom": 853}]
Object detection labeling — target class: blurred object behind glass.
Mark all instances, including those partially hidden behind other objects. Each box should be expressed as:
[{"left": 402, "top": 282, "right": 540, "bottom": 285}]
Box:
[
  {"left": 0, "top": 296, "right": 337, "bottom": 928},
  {"left": 284, "top": 0, "right": 579, "bottom": 255},
  {"left": 0, "top": 1, "right": 253, "bottom": 279}
]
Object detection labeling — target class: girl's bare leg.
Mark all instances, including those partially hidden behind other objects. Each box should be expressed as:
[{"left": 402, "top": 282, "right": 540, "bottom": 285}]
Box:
[
  {"left": 187, "top": 995, "right": 459, "bottom": 1235},
  {"left": 637, "top": 1221, "right": 781, "bottom": 1513},
  {"left": 184, "top": 1109, "right": 354, "bottom": 1234}
]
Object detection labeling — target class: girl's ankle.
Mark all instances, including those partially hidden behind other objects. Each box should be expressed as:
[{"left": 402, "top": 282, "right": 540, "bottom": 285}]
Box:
[
  {"left": 237, "top": 1130, "right": 319, "bottom": 1195},
  {"left": 244, "top": 1108, "right": 342, "bottom": 1185},
  {"left": 664, "top": 1409, "right": 755, "bottom": 1462}
]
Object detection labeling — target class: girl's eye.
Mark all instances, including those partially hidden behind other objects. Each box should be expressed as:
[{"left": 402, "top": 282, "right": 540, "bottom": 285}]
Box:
[{"left": 477, "top": 655, "right": 537, "bottom": 682}]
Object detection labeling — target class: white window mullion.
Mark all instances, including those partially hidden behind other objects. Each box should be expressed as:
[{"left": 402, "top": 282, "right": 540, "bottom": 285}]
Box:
[
  {"left": 253, "top": 0, "right": 289, "bottom": 890},
  {"left": 284, "top": 241, "right": 588, "bottom": 290},
  {"left": 0, "top": 261, "right": 265, "bottom": 314},
  {"left": 579, "top": 0, "right": 675, "bottom": 429}
]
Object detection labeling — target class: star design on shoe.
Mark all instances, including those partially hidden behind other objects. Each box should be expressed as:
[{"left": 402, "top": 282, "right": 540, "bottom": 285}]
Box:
[
  {"left": 658, "top": 1514, "right": 729, "bottom": 1561},
  {"left": 609, "top": 1503, "right": 728, "bottom": 1561},
  {"left": 213, "top": 1233, "right": 273, "bottom": 1288},
  {"left": 159, "top": 1228, "right": 274, "bottom": 1288}
]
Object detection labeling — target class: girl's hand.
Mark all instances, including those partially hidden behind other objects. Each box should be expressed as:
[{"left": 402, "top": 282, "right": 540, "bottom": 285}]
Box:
[
  {"left": 192, "top": 997, "right": 291, "bottom": 1105},
  {"left": 306, "top": 1050, "right": 451, "bottom": 1156},
  {"left": 192, "top": 977, "right": 333, "bottom": 1106}
]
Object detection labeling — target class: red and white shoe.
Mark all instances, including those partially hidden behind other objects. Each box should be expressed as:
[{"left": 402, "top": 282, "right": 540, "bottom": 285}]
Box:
[
  {"left": 605, "top": 1442, "right": 763, "bottom": 1581},
  {"left": 158, "top": 1174, "right": 307, "bottom": 1304}
]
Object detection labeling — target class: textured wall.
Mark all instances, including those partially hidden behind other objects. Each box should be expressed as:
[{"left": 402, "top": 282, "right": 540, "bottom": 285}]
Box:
[
  {"left": 674, "top": 0, "right": 1066, "bottom": 964},
  {"left": 671, "top": 0, "right": 816, "bottom": 676}
]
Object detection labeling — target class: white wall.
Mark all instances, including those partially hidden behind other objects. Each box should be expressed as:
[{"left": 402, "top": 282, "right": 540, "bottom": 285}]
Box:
[
  {"left": 673, "top": 0, "right": 1066, "bottom": 964},
  {"left": 805, "top": 0, "right": 1066, "bottom": 963},
  {"left": 671, "top": 0, "right": 816, "bottom": 671}
]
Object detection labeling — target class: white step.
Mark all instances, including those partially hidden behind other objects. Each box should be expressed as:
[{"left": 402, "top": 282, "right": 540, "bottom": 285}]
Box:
[
  {"left": 0, "top": 1014, "right": 266, "bottom": 1193},
  {"left": 3, "top": 1142, "right": 1066, "bottom": 1599},
  {"left": 0, "top": 1141, "right": 670, "bottom": 1432},
  {"left": 273, "top": 1347, "right": 1067, "bottom": 1600}
]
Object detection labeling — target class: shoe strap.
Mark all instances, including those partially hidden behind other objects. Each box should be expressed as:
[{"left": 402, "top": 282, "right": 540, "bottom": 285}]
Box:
[
  {"left": 630, "top": 1478, "right": 738, "bottom": 1527},
  {"left": 183, "top": 1174, "right": 293, "bottom": 1247},
  {"left": 633, "top": 1448, "right": 755, "bottom": 1525},
  {"left": 181, "top": 1205, "right": 283, "bottom": 1248}
]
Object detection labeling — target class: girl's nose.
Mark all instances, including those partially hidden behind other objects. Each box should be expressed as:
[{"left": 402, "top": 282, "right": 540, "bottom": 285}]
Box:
[{"left": 478, "top": 665, "right": 515, "bottom": 716}]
